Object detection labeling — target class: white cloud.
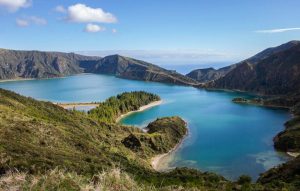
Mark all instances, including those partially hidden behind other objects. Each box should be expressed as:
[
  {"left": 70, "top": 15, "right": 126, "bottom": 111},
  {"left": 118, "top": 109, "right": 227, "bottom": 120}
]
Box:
[
  {"left": 55, "top": 5, "right": 66, "bottom": 13},
  {"left": 29, "top": 16, "right": 47, "bottom": 25},
  {"left": 255, "top": 28, "right": 300, "bottom": 33},
  {"left": 16, "top": 18, "right": 29, "bottom": 27},
  {"left": 84, "top": 23, "right": 105, "bottom": 33},
  {"left": 112, "top": 29, "right": 117, "bottom": 33},
  {"left": 16, "top": 16, "right": 47, "bottom": 27},
  {"left": 67, "top": 3, "right": 117, "bottom": 23},
  {"left": 0, "top": 0, "right": 31, "bottom": 12}
]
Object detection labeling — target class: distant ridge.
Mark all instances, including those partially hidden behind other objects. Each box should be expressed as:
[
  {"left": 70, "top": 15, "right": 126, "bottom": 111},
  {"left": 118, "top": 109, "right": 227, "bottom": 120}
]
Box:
[
  {"left": 204, "top": 41, "right": 300, "bottom": 96},
  {"left": 90, "top": 54, "right": 199, "bottom": 85},
  {"left": 187, "top": 40, "right": 300, "bottom": 83},
  {"left": 0, "top": 49, "right": 101, "bottom": 79},
  {"left": 0, "top": 49, "right": 198, "bottom": 86}
]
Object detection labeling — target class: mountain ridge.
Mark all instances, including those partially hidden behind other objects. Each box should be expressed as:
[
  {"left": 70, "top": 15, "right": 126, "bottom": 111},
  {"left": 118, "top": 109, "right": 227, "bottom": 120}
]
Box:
[
  {"left": 0, "top": 49, "right": 198, "bottom": 86},
  {"left": 187, "top": 40, "right": 300, "bottom": 83},
  {"left": 204, "top": 42, "right": 300, "bottom": 96}
]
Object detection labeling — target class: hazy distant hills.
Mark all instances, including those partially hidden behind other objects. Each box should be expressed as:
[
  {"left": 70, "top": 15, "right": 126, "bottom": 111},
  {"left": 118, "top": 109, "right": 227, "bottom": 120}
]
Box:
[
  {"left": 203, "top": 41, "right": 300, "bottom": 96},
  {"left": 186, "top": 67, "right": 226, "bottom": 83},
  {"left": 1, "top": 40, "right": 300, "bottom": 93},
  {"left": 187, "top": 40, "right": 300, "bottom": 84},
  {"left": 0, "top": 49, "right": 198, "bottom": 85}
]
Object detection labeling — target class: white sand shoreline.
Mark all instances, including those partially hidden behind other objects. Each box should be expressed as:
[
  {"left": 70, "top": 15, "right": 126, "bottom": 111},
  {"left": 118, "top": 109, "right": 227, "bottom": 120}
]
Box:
[
  {"left": 116, "top": 100, "right": 163, "bottom": 123},
  {"left": 0, "top": 78, "right": 35, "bottom": 83},
  {"left": 151, "top": 122, "right": 188, "bottom": 171},
  {"left": 57, "top": 102, "right": 100, "bottom": 109},
  {"left": 0, "top": 76, "right": 70, "bottom": 83},
  {"left": 287, "top": 152, "right": 300, "bottom": 158},
  {"left": 56, "top": 99, "right": 162, "bottom": 113}
]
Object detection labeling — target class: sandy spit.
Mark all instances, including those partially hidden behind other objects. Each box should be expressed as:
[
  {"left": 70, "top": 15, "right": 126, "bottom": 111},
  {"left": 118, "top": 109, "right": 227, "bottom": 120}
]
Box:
[{"left": 116, "top": 100, "right": 163, "bottom": 123}]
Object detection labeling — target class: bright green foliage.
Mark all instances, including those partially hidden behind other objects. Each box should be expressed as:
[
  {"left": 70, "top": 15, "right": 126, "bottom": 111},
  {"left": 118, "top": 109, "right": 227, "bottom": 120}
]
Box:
[
  {"left": 0, "top": 89, "right": 151, "bottom": 175},
  {"left": 88, "top": 91, "right": 160, "bottom": 123}
]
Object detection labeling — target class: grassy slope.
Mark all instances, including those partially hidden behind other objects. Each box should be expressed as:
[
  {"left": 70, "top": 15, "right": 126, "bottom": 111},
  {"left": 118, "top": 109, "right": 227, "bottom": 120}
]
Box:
[
  {"left": 1, "top": 88, "right": 299, "bottom": 190},
  {"left": 0, "top": 89, "right": 151, "bottom": 175},
  {"left": 0, "top": 89, "right": 231, "bottom": 190}
]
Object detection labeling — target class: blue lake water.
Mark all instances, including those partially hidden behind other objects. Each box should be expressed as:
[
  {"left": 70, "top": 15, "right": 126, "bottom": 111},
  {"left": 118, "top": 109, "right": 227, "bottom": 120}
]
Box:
[{"left": 0, "top": 74, "right": 291, "bottom": 180}]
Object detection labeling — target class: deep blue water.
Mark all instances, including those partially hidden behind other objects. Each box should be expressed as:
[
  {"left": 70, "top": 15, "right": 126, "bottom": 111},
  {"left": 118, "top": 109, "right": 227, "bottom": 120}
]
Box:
[{"left": 0, "top": 74, "right": 291, "bottom": 180}]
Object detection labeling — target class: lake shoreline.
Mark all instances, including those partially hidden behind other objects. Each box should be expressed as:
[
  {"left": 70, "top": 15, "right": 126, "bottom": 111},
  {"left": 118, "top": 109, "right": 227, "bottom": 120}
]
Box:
[
  {"left": 0, "top": 78, "right": 35, "bottom": 83},
  {"left": 56, "top": 102, "right": 100, "bottom": 109},
  {"left": 116, "top": 100, "right": 163, "bottom": 123},
  {"left": 0, "top": 74, "right": 292, "bottom": 180},
  {"left": 287, "top": 152, "right": 300, "bottom": 158},
  {"left": 151, "top": 121, "right": 189, "bottom": 171}
]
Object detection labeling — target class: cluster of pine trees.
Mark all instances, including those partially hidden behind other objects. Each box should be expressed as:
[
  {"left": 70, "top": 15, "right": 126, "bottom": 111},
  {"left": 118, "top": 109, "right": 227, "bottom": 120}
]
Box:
[{"left": 88, "top": 91, "right": 160, "bottom": 123}]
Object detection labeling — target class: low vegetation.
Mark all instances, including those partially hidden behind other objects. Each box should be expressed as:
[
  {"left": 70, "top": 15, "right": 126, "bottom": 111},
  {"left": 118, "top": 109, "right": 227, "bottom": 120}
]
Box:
[
  {"left": 274, "top": 116, "right": 300, "bottom": 153},
  {"left": 1, "top": 88, "right": 300, "bottom": 190},
  {"left": 88, "top": 91, "right": 160, "bottom": 123}
]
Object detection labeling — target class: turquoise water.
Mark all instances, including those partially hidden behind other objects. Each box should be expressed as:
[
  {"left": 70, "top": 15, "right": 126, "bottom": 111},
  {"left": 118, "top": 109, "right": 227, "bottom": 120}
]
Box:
[{"left": 0, "top": 74, "right": 291, "bottom": 180}]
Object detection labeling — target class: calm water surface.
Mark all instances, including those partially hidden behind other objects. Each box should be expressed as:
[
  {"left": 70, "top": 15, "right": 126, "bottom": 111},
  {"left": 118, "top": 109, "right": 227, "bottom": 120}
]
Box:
[{"left": 0, "top": 74, "right": 291, "bottom": 180}]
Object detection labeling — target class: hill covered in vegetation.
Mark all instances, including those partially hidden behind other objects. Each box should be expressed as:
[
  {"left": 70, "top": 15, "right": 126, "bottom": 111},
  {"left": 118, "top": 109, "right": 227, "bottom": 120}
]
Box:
[
  {"left": 0, "top": 88, "right": 300, "bottom": 190},
  {"left": 0, "top": 89, "right": 230, "bottom": 190},
  {"left": 187, "top": 41, "right": 300, "bottom": 84},
  {"left": 0, "top": 49, "right": 198, "bottom": 86},
  {"left": 88, "top": 91, "right": 160, "bottom": 123}
]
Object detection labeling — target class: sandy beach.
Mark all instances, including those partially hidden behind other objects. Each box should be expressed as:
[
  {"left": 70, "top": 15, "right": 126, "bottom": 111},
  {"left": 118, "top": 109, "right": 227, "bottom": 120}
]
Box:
[
  {"left": 151, "top": 122, "right": 188, "bottom": 171},
  {"left": 57, "top": 102, "right": 100, "bottom": 109},
  {"left": 287, "top": 152, "right": 300, "bottom": 158},
  {"left": 116, "top": 100, "right": 163, "bottom": 122},
  {"left": 151, "top": 148, "right": 176, "bottom": 171},
  {"left": 0, "top": 78, "right": 34, "bottom": 83}
]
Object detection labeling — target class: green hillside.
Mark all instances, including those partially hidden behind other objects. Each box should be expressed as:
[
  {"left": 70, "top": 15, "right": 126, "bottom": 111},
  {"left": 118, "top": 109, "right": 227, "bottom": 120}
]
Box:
[{"left": 0, "top": 88, "right": 299, "bottom": 190}]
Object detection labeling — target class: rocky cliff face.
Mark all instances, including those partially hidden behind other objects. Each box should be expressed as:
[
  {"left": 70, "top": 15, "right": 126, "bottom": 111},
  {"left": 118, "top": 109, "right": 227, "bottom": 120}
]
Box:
[
  {"left": 0, "top": 49, "right": 100, "bottom": 80},
  {"left": 205, "top": 43, "right": 300, "bottom": 95},
  {"left": 187, "top": 41, "right": 300, "bottom": 83}
]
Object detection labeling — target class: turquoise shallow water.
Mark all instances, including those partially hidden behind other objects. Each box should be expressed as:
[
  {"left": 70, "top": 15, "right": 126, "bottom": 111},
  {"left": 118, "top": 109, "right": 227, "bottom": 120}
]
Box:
[{"left": 0, "top": 74, "right": 291, "bottom": 180}]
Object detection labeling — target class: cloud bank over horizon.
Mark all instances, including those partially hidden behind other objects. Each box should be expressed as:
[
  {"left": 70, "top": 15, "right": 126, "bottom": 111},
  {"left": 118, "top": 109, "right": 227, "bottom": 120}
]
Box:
[
  {"left": 76, "top": 49, "right": 239, "bottom": 66},
  {"left": 255, "top": 28, "right": 300, "bottom": 33}
]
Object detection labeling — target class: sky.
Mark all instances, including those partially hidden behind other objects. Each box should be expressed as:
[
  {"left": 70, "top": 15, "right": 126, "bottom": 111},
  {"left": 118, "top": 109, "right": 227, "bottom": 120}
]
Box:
[{"left": 0, "top": 0, "right": 300, "bottom": 68}]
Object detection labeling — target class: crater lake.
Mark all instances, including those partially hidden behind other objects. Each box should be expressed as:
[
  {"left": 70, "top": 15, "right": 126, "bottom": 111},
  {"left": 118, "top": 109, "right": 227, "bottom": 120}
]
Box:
[{"left": 0, "top": 73, "right": 291, "bottom": 180}]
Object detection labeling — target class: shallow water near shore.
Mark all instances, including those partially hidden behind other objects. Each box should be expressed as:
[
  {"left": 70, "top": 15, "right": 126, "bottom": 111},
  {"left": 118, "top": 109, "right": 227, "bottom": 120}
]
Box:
[{"left": 0, "top": 73, "right": 291, "bottom": 180}]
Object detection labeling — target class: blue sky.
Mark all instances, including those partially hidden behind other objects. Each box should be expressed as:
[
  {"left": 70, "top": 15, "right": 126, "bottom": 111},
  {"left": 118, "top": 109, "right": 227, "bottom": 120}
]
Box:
[{"left": 0, "top": 0, "right": 300, "bottom": 67}]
